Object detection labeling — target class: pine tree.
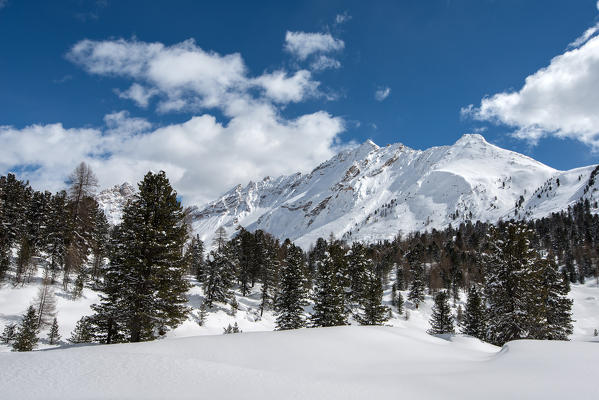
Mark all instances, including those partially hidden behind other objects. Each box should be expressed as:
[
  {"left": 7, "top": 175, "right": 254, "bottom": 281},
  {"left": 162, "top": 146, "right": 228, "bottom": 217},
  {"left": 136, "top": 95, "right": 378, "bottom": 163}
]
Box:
[
  {"left": 356, "top": 261, "right": 389, "bottom": 325},
  {"left": 396, "top": 290, "right": 404, "bottom": 314},
  {"left": 310, "top": 251, "right": 347, "bottom": 327},
  {"left": 461, "top": 285, "right": 486, "bottom": 340},
  {"left": 538, "top": 257, "right": 573, "bottom": 340},
  {"left": 12, "top": 306, "right": 39, "bottom": 351},
  {"left": 347, "top": 242, "right": 368, "bottom": 307},
  {"left": 1, "top": 323, "right": 17, "bottom": 344},
  {"left": 69, "top": 316, "right": 94, "bottom": 344},
  {"left": 189, "top": 235, "right": 205, "bottom": 282},
  {"left": 197, "top": 302, "right": 208, "bottom": 326},
  {"left": 408, "top": 262, "right": 425, "bottom": 308},
  {"left": 204, "top": 241, "right": 237, "bottom": 308},
  {"left": 484, "top": 223, "right": 544, "bottom": 346},
  {"left": 275, "top": 240, "right": 308, "bottom": 330},
  {"left": 428, "top": 290, "right": 455, "bottom": 335},
  {"left": 47, "top": 317, "right": 61, "bottom": 345},
  {"left": 256, "top": 231, "right": 279, "bottom": 316},
  {"left": 90, "top": 171, "right": 190, "bottom": 342},
  {"left": 223, "top": 322, "right": 242, "bottom": 334}
]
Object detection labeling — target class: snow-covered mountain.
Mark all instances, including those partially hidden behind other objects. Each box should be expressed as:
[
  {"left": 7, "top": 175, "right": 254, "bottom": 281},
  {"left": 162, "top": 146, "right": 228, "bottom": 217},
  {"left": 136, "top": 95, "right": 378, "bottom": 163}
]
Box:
[
  {"left": 189, "top": 134, "right": 599, "bottom": 248},
  {"left": 96, "top": 182, "right": 136, "bottom": 225}
]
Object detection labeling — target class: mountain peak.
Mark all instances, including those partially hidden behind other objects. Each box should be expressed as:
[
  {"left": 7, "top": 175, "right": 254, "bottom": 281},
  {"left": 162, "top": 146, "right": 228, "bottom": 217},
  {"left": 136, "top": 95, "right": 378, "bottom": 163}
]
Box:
[{"left": 454, "top": 133, "right": 488, "bottom": 146}]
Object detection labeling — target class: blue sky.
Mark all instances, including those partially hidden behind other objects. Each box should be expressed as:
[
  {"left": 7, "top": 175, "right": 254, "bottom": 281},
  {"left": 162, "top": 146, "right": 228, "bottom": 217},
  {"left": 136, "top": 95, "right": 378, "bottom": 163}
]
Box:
[{"left": 1, "top": 0, "right": 599, "bottom": 203}]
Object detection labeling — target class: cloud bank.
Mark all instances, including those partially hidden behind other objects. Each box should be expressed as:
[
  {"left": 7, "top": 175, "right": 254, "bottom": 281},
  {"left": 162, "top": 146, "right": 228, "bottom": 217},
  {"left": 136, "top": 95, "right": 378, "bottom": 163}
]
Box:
[{"left": 1, "top": 37, "right": 346, "bottom": 204}]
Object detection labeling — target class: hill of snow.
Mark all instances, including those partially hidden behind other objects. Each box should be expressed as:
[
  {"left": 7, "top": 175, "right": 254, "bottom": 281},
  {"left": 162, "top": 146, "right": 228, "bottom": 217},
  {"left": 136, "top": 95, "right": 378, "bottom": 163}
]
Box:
[
  {"left": 1, "top": 324, "right": 597, "bottom": 399},
  {"left": 185, "top": 134, "right": 599, "bottom": 248}
]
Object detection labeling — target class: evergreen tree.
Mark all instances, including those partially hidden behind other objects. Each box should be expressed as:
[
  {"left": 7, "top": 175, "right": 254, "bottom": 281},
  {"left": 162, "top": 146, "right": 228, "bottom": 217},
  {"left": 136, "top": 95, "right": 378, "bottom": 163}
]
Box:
[
  {"left": 310, "top": 251, "right": 347, "bottom": 327},
  {"left": 484, "top": 223, "right": 544, "bottom": 346},
  {"left": 12, "top": 306, "right": 39, "bottom": 351},
  {"left": 538, "top": 257, "right": 573, "bottom": 340},
  {"left": 197, "top": 302, "right": 207, "bottom": 326},
  {"left": 189, "top": 234, "right": 205, "bottom": 282},
  {"left": 428, "top": 290, "right": 455, "bottom": 335},
  {"left": 256, "top": 231, "right": 280, "bottom": 316},
  {"left": 69, "top": 316, "right": 94, "bottom": 344},
  {"left": 91, "top": 171, "right": 190, "bottom": 342},
  {"left": 461, "top": 285, "right": 486, "bottom": 340},
  {"left": 356, "top": 261, "right": 389, "bottom": 325},
  {"left": 275, "top": 240, "right": 308, "bottom": 330},
  {"left": 223, "top": 322, "right": 242, "bottom": 334},
  {"left": 0, "top": 323, "right": 17, "bottom": 344},
  {"left": 204, "top": 241, "right": 236, "bottom": 308},
  {"left": 396, "top": 290, "right": 404, "bottom": 314},
  {"left": 47, "top": 317, "right": 61, "bottom": 345},
  {"left": 408, "top": 262, "right": 425, "bottom": 308},
  {"left": 347, "top": 242, "right": 368, "bottom": 307}
]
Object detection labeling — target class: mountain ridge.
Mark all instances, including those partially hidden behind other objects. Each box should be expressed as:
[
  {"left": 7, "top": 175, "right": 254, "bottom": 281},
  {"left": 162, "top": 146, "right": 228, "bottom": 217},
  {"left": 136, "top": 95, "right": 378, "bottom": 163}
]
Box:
[{"left": 97, "top": 134, "right": 599, "bottom": 248}]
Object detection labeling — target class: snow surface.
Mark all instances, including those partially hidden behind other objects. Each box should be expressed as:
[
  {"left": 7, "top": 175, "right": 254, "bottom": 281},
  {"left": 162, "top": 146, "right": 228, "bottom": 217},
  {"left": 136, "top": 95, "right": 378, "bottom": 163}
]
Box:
[{"left": 0, "top": 325, "right": 597, "bottom": 399}]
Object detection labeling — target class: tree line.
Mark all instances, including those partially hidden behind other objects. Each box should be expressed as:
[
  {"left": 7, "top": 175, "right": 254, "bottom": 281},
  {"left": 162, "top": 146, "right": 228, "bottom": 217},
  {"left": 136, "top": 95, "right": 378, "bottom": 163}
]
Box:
[{"left": 2, "top": 168, "right": 592, "bottom": 350}]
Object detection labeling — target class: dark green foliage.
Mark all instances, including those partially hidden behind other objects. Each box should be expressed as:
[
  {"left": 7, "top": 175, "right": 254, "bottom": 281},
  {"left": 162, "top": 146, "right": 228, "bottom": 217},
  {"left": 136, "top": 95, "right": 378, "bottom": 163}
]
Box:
[
  {"left": 428, "top": 290, "right": 454, "bottom": 335},
  {"left": 91, "top": 171, "right": 190, "bottom": 342},
  {"left": 189, "top": 235, "right": 205, "bottom": 282},
  {"left": 47, "top": 317, "right": 61, "bottom": 345},
  {"left": 538, "top": 257, "right": 573, "bottom": 340},
  {"left": 69, "top": 316, "right": 94, "bottom": 344},
  {"left": 12, "top": 306, "right": 39, "bottom": 352},
  {"left": 310, "top": 250, "right": 347, "bottom": 327},
  {"left": 356, "top": 261, "right": 389, "bottom": 325},
  {"left": 275, "top": 240, "right": 308, "bottom": 330},
  {"left": 484, "top": 223, "right": 541, "bottom": 345},
  {"left": 408, "top": 262, "right": 425, "bottom": 308},
  {"left": 1, "top": 323, "right": 17, "bottom": 344},
  {"left": 461, "top": 286, "right": 486, "bottom": 340},
  {"left": 204, "top": 241, "right": 237, "bottom": 308}
]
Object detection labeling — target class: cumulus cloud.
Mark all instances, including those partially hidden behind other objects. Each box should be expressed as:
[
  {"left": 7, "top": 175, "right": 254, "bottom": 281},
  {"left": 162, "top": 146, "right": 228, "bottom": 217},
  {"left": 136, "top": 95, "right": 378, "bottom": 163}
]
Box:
[
  {"left": 1, "top": 37, "right": 347, "bottom": 205},
  {"left": 284, "top": 31, "right": 344, "bottom": 61},
  {"left": 0, "top": 110, "right": 343, "bottom": 205},
  {"left": 462, "top": 34, "right": 599, "bottom": 149},
  {"left": 374, "top": 87, "right": 391, "bottom": 101}
]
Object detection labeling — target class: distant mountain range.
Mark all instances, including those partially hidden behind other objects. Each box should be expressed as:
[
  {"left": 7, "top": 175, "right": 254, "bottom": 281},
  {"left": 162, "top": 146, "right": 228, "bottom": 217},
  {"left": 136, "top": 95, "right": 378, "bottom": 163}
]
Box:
[{"left": 97, "top": 134, "right": 599, "bottom": 248}]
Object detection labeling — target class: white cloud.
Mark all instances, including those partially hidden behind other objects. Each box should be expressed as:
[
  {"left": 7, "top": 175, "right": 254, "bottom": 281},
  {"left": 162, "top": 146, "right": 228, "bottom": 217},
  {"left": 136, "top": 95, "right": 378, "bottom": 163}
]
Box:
[
  {"left": 2, "top": 37, "right": 346, "bottom": 205},
  {"left": 374, "top": 87, "right": 391, "bottom": 101},
  {"left": 463, "top": 34, "right": 599, "bottom": 149},
  {"left": 310, "top": 55, "right": 341, "bottom": 71},
  {"left": 253, "top": 70, "right": 319, "bottom": 103},
  {"left": 0, "top": 110, "right": 343, "bottom": 205},
  {"left": 597, "top": 0, "right": 599, "bottom": 11},
  {"left": 68, "top": 38, "right": 325, "bottom": 113},
  {"left": 284, "top": 31, "right": 344, "bottom": 61},
  {"left": 116, "top": 83, "right": 158, "bottom": 108}
]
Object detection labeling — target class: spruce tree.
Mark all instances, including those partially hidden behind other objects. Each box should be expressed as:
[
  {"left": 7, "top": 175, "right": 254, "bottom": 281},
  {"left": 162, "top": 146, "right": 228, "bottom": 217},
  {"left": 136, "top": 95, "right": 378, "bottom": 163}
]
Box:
[
  {"left": 408, "top": 262, "right": 425, "bottom": 309},
  {"left": 461, "top": 285, "right": 486, "bottom": 340},
  {"left": 91, "top": 171, "right": 190, "bottom": 342},
  {"left": 396, "top": 290, "right": 404, "bottom": 314},
  {"left": 47, "top": 317, "right": 61, "bottom": 345},
  {"left": 356, "top": 261, "right": 389, "bottom": 325},
  {"left": 428, "top": 290, "right": 455, "bottom": 335},
  {"left": 539, "top": 257, "right": 573, "bottom": 340},
  {"left": 1, "top": 323, "right": 17, "bottom": 344},
  {"left": 310, "top": 251, "right": 347, "bottom": 327},
  {"left": 69, "top": 316, "right": 94, "bottom": 344},
  {"left": 204, "top": 242, "right": 236, "bottom": 308},
  {"left": 189, "top": 234, "right": 205, "bottom": 282},
  {"left": 12, "top": 306, "right": 39, "bottom": 351},
  {"left": 484, "top": 223, "right": 544, "bottom": 346},
  {"left": 275, "top": 240, "right": 308, "bottom": 330}
]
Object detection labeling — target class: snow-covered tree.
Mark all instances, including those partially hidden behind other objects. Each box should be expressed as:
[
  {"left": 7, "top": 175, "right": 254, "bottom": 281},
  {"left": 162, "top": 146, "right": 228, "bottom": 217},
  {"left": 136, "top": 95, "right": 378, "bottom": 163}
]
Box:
[
  {"left": 275, "top": 240, "right": 308, "bottom": 330},
  {"left": 311, "top": 251, "right": 347, "bottom": 327},
  {"left": 0, "top": 323, "right": 17, "bottom": 344},
  {"left": 69, "top": 316, "right": 94, "bottom": 344}
]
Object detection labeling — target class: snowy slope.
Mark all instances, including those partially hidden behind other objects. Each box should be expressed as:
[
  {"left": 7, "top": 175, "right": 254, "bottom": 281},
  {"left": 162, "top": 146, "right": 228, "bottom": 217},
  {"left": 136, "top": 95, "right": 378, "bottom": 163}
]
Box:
[
  {"left": 0, "top": 325, "right": 597, "bottom": 400},
  {"left": 96, "top": 182, "right": 136, "bottom": 225},
  {"left": 189, "top": 134, "right": 598, "bottom": 248}
]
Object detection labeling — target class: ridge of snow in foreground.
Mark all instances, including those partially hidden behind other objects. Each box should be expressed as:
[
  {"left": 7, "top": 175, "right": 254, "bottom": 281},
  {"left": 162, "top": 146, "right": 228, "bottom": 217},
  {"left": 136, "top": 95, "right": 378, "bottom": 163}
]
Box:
[{"left": 0, "top": 325, "right": 597, "bottom": 400}]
